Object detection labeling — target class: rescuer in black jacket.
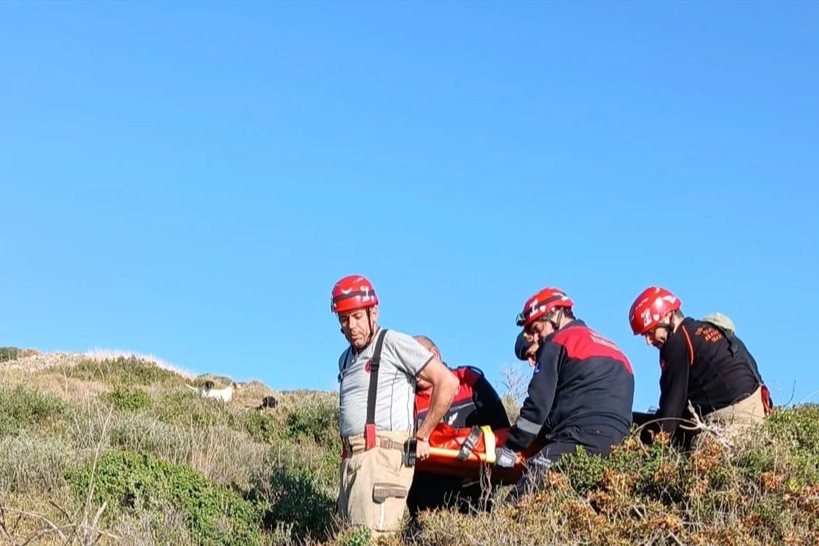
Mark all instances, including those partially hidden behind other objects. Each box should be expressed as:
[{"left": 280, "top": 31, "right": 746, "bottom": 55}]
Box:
[
  {"left": 496, "top": 287, "right": 635, "bottom": 502},
  {"left": 628, "top": 287, "right": 770, "bottom": 448}
]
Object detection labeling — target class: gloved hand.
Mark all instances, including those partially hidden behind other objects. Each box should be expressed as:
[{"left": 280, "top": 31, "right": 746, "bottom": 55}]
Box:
[{"left": 494, "top": 446, "right": 518, "bottom": 468}]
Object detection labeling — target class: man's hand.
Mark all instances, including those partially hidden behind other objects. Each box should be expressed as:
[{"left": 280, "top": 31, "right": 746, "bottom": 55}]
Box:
[
  {"left": 494, "top": 446, "right": 518, "bottom": 468},
  {"left": 415, "top": 437, "right": 430, "bottom": 461},
  {"left": 524, "top": 339, "right": 539, "bottom": 367}
]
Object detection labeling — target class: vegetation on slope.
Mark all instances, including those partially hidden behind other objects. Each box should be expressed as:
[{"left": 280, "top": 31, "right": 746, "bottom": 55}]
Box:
[{"left": 1, "top": 348, "right": 817, "bottom": 546}]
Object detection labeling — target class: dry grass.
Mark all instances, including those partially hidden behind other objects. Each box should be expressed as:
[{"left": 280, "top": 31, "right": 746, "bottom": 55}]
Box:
[
  {"left": 81, "top": 348, "right": 196, "bottom": 379},
  {"left": 2, "top": 349, "right": 817, "bottom": 546}
]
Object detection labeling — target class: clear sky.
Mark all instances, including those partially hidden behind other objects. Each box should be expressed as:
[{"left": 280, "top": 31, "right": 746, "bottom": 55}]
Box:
[{"left": 2, "top": 1, "right": 817, "bottom": 413}]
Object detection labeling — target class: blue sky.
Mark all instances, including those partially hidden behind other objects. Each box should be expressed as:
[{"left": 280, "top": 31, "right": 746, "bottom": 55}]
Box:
[{"left": 1, "top": 1, "right": 817, "bottom": 413}]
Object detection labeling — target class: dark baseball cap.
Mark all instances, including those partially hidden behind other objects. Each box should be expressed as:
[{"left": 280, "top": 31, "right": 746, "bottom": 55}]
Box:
[{"left": 515, "top": 331, "right": 535, "bottom": 361}]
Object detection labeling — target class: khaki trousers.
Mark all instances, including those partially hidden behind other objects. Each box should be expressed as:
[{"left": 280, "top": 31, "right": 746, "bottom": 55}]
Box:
[
  {"left": 692, "top": 385, "right": 767, "bottom": 449},
  {"left": 338, "top": 431, "right": 415, "bottom": 537}
]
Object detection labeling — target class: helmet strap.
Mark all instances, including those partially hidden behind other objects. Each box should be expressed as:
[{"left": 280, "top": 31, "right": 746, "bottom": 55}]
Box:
[
  {"left": 654, "top": 313, "right": 677, "bottom": 336},
  {"left": 547, "top": 309, "right": 564, "bottom": 332},
  {"left": 365, "top": 308, "right": 376, "bottom": 345}
]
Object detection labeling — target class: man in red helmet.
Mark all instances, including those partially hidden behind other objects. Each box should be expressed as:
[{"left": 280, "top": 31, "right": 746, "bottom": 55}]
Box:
[
  {"left": 331, "top": 275, "right": 459, "bottom": 537},
  {"left": 495, "top": 287, "right": 635, "bottom": 502},
  {"left": 628, "top": 286, "right": 771, "bottom": 449}
]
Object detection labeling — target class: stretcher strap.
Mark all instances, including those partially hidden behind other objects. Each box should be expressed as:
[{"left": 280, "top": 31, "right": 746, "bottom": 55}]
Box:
[
  {"left": 457, "top": 426, "right": 482, "bottom": 461},
  {"left": 482, "top": 426, "right": 496, "bottom": 464}
]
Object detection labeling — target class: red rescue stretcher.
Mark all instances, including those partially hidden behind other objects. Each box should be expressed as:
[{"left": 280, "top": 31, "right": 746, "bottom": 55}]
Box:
[{"left": 414, "top": 422, "right": 543, "bottom": 485}]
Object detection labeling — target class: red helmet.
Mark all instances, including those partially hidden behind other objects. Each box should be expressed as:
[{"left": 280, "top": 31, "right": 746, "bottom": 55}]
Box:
[
  {"left": 516, "top": 287, "right": 573, "bottom": 328},
  {"left": 330, "top": 275, "right": 379, "bottom": 313},
  {"left": 628, "top": 286, "right": 681, "bottom": 335}
]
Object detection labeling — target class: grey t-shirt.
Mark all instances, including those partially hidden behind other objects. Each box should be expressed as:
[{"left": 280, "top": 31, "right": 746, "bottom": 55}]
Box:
[{"left": 337, "top": 328, "right": 434, "bottom": 438}]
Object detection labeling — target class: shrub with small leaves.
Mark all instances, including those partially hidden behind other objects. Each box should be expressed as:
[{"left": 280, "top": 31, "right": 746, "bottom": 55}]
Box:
[
  {"left": 244, "top": 410, "right": 278, "bottom": 444},
  {"left": 60, "top": 356, "right": 182, "bottom": 387},
  {"left": 285, "top": 396, "right": 340, "bottom": 446},
  {"left": 150, "top": 390, "right": 238, "bottom": 429},
  {"left": 337, "top": 524, "right": 372, "bottom": 546},
  {"left": 0, "top": 347, "right": 22, "bottom": 362},
  {"left": 66, "top": 449, "right": 265, "bottom": 546},
  {"left": 105, "top": 387, "right": 151, "bottom": 411},
  {"left": 262, "top": 464, "right": 337, "bottom": 543},
  {"left": 0, "top": 385, "right": 66, "bottom": 436}
]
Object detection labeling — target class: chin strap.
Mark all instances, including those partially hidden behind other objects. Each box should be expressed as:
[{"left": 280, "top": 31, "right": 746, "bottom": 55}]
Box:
[{"left": 547, "top": 309, "right": 564, "bottom": 331}]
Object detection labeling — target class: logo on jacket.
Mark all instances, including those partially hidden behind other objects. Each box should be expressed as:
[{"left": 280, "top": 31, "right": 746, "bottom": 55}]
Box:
[{"left": 364, "top": 360, "right": 372, "bottom": 373}]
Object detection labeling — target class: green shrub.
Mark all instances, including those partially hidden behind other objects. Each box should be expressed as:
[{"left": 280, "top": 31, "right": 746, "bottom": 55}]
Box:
[
  {"left": 60, "top": 356, "right": 182, "bottom": 387},
  {"left": 337, "top": 525, "right": 372, "bottom": 546},
  {"left": 0, "top": 347, "right": 21, "bottom": 362},
  {"left": 104, "top": 386, "right": 152, "bottom": 411},
  {"left": 261, "top": 465, "right": 337, "bottom": 543},
  {"left": 108, "top": 414, "right": 194, "bottom": 465},
  {"left": 284, "top": 397, "right": 339, "bottom": 446},
  {"left": 0, "top": 385, "right": 66, "bottom": 436},
  {"left": 66, "top": 449, "right": 265, "bottom": 546},
  {"left": 150, "top": 390, "right": 238, "bottom": 429},
  {"left": 244, "top": 410, "right": 279, "bottom": 444},
  {"left": 735, "top": 404, "right": 819, "bottom": 487},
  {"left": 765, "top": 404, "right": 819, "bottom": 484}
]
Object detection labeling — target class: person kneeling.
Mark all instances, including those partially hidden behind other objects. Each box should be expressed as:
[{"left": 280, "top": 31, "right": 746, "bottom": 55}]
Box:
[{"left": 495, "top": 287, "right": 635, "bottom": 503}]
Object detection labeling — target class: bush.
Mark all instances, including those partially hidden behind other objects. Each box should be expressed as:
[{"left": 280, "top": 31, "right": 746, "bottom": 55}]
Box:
[
  {"left": 244, "top": 410, "right": 279, "bottom": 444},
  {"left": 0, "top": 432, "right": 73, "bottom": 494},
  {"left": 261, "top": 464, "right": 337, "bottom": 543},
  {"left": 150, "top": 391, "right": 239, "bottom": 429},
  {"left": 0, "top": 347, "right": 21, "bottom": 362},
  {"left": 108, "top": 414, "right": 194, "bottom": 466},
  {"left": 337, "top": 525, "right": 372, "bottom": 546},
  {"left": 105, "top": 387, "right": 152, "bottom": 411},
  {"left": 66, "top": 449, "right": 266, "bottom": 546},
  {"left": 59, "top": 356, "right": 182, "bottom": 387},
  {"left": 284, "top": 396, "right": 340, "bottom": 446},
  {"left": 0, "top": 385, "right": 66, "bottom": 436},
  {"left": 411, "top": 407, "right": 819, "bottom": 546}
]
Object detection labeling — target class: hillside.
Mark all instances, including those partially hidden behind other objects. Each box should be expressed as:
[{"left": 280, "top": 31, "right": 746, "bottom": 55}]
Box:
[{"left": 1, "top": 348, "right": 818, "bottom": 546}]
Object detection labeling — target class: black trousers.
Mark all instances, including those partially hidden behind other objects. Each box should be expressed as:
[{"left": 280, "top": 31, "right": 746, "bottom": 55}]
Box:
[
  {"left": 507, "top": 424, "right": 626, "bottom": 503},
  {"left": 406, "top": 471, "right": 490, "bottom": 520}
]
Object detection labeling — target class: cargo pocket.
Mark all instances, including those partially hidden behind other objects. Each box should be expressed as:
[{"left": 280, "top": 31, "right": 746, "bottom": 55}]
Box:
[{"left": 372, "top": 482, "right": 408, "bottom": 532}]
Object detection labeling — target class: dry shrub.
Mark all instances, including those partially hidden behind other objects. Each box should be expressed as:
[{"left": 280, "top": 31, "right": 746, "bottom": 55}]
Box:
[
  {"left": 407, "top": 406, "right": 819, "bottom": 546},
  {"left": 0, "top": 432, "right": 75, "bottom": 495}
]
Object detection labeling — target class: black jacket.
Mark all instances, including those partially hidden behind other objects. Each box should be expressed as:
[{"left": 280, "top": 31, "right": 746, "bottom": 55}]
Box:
[
  {"left": 648, "top": 317, "right": 763, "bottom": 440},
  {"left": 506, "top": 320, "right": 635, "bottom": 452}
]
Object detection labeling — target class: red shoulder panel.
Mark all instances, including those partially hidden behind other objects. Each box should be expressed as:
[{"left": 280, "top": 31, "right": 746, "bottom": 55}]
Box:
[{"left": 552, "top": 326, "right": 633, "bottom": 374}]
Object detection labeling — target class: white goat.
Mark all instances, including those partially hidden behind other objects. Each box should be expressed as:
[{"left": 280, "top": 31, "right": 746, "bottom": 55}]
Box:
[
  {"left": 201, "top": 381, "right": 241, "bottom": 402},
  {"left": 185, "top": 380, "right": 240, "bottom": 402}
]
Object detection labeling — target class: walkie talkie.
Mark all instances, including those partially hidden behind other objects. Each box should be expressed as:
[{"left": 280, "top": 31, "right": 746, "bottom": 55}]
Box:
[{"left": 404, "top": 437, "right": 417, "bottom": 467}]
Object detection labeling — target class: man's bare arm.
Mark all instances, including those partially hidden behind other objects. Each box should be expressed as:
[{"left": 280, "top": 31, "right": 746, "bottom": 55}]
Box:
[{"left": 415, "top": 358, "right": 459, "bottom": 440}]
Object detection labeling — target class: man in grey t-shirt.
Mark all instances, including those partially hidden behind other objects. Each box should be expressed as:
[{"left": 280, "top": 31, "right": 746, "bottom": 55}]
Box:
[{"left": 331, "top": 274, "right": 458, "bottom": 537}]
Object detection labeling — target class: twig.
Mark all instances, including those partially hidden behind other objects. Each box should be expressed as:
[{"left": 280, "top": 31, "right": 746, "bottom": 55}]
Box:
[
  {"left": 46, "top": 500, "right": 71, "bottom": 522},
  {"left": 680, "top": 401, "right": 734, "bottom": 450},
  {"left": 0, "top": 508, "right": 66, "bottom": 539},
  {"left": 0, "top": 507, "right": 67, "bottom": 543},
  {"left": 668, "top": 531, "right": 686, "bottom": 546},
  {"left": 0, "top": 504, "right": 22, "bottom": 546}
]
